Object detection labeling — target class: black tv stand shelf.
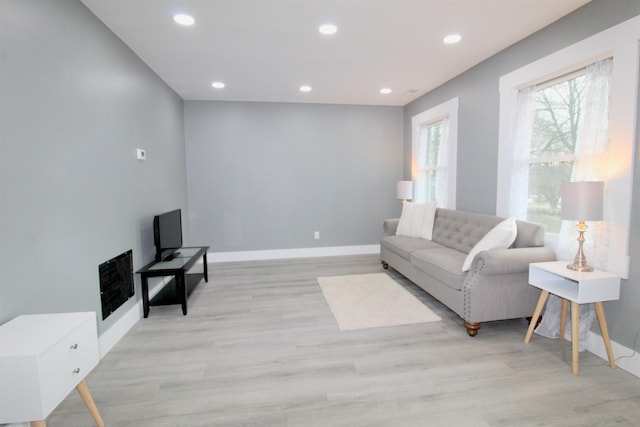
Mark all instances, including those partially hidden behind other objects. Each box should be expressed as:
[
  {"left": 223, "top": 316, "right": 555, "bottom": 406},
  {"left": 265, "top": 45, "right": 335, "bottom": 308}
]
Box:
[
  {"left": 136, "top": 246, "right": 209, "bottom": 318},
  {"left": 147, "top": 274, "right": 201, "bottom": 306}
]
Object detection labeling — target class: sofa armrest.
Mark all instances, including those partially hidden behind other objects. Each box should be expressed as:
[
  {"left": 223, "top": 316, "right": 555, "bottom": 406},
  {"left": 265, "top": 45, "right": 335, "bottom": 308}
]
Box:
[
  {"left": 462, "top": 247, "right": 556, "bottom": 324},
  {"left": 383, "top": 218, "right": 400, "bottom": 236},
  {"left": 471, "top": 247, "right": 557, "bottom": 276}
]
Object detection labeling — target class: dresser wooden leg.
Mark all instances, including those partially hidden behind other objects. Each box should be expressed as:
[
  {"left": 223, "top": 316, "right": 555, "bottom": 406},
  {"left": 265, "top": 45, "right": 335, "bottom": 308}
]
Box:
[
  {"left": 77, "top": 380, "right": 104, "bottom": 427},
  {"left": 30, "top": 421, "right": 46, "bottom": 427}
]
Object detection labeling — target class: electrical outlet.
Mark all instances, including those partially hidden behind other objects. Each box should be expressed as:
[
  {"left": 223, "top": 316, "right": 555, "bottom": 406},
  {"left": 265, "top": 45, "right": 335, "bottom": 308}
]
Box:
[{"left": 314, "top": 231, "right": 320, "bottom": 240}]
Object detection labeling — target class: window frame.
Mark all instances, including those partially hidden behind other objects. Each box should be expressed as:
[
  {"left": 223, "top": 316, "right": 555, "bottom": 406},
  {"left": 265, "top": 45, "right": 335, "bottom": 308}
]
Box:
[
  {"left": 496, "top": 15, "right": 640, "bottom": 278},
  {"left": 411, "top": 97, "right": 459, "bottom": 209}
]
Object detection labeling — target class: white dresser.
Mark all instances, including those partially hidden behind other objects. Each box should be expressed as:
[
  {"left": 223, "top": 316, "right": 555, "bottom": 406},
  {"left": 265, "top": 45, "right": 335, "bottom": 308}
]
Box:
[{"left": 0, "top": 312, "right": 104, "bottom": 426}]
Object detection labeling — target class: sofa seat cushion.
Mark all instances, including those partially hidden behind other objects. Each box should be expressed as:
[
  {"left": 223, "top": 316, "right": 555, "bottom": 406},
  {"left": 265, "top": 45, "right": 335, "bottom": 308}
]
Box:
[
  {"left": 410, "top": 247, "right": 467, "bottom": 291},
  {"left": 381, "top": 235, "right": 442, "bottom": 260}
]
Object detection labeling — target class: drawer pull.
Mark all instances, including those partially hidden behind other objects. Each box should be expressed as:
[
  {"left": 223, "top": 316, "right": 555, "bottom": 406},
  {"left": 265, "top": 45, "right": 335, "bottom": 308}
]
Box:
[
  {"left": 70, "top": 343, "right": 78, "bottom": 349},
  {"left": 73, "top": 368, "right": 81, "bottom": 374}
]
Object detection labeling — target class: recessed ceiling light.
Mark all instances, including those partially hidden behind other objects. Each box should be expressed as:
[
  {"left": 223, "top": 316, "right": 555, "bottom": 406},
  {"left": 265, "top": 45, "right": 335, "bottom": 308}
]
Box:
[
  {"left": 319, "top": 24, "right": 338, "bottom": 35},
  {"left": 380, "top": 88, "right": 392, "bottom": 95},
  {"left": 443, "top": 34, "right": 461, "bottom": 44},
  {"left": 211, "top": 81, "right": 225, "bottom": 89},
  {"left": 173, "top": 14, "right": 195, "bottom": 26},
  {"left": 299, "top": 85, "right": 312, "bottom": 92}
]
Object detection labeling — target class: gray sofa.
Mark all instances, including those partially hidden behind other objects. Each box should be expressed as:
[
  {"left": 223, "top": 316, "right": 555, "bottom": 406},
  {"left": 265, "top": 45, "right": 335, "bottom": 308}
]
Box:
[{"left": 381, "top": 208, "right": 556, "bottom": 336}]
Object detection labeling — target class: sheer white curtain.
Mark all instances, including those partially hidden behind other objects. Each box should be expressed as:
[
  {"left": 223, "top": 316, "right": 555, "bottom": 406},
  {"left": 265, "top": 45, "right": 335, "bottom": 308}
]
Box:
[
  {"left": 413, "top": 126, "right": 429, "bottom": 203},
  {"left": 508, "top": 87, "right": 536, "bottom": 220},
  {"left": 556, "top": 57, "right": 612, "bottom": 271},
  {"left": 434, "top": 117, "right": 450, "bottom": 208}
]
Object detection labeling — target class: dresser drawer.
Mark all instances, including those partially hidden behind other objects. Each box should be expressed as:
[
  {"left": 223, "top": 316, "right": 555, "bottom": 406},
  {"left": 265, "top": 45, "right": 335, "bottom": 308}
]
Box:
[
  {"left": 39, "top": 318, "right": 99, "bottom": 416},
  {"left": 0, "top": 312, "right": 99, "bottom": 423}
]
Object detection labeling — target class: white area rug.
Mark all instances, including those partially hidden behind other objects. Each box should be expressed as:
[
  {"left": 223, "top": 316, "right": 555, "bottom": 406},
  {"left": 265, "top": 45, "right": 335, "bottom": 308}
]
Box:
[{"left": 317, "top": 273, "right": 441, "bottom": 331}]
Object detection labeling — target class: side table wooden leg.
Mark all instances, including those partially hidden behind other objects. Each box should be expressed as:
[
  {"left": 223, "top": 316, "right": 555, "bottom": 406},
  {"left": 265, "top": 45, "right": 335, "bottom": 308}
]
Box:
[
  {"left": 525, "top": 290, "right": 549, "bottom": 343},
  {"left": 559, "top": 298, "right": 568, "bottom": 340},
  {"left": 594, "top": 301, "right": 616, "bottom": 368},
  {"left": 30, "top": 421, "right": 46, "bottom": 427},
  {"left": 77, "top": 379, "right": 104, "bottom": 427},
  {"left": 571, "top": 301, "right": 580, "bottom": 375}
]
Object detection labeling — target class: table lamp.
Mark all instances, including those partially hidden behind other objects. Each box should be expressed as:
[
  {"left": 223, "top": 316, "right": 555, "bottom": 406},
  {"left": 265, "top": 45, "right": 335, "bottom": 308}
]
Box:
[
  {"left": 560, "top": 181, "right": 604, "bottom": 272},
  {"left": 396, "top": 181, "right": 413, "bottom": 202}
]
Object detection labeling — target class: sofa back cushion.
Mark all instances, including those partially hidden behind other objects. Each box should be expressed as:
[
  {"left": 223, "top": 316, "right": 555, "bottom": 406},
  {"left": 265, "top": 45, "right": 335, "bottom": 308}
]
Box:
[
  {"left": 432, "top": 209, "right": 500, "bottom": 254},
  {"left": 513, "top": 219, "right": 546, "bottom": 248},
  {"left": 432, "top": 208, "right": 545, "bottom": 253}
]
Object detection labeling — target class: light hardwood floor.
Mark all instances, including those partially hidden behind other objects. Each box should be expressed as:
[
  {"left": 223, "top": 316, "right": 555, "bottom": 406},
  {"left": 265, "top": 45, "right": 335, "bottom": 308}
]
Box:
[{"left": 49, "top": 255, "right": 640, "bottom": 426}]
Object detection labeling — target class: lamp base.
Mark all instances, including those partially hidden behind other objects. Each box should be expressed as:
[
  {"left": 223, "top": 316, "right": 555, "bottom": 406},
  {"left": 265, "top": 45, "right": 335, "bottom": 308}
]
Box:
[
  {"left": 566, "top": 262, "right": 594, "bottom": 272},
  {"left": 566, "top": 221, "right": 594, "bottom": 273}
]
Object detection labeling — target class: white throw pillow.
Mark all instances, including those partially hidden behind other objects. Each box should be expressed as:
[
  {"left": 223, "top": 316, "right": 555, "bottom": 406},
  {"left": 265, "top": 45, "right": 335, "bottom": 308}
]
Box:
[
  {"left": 462, "top": 217, "right": 517, "bottom": 272},
  {"left": 396, "top": 202, "right": 437, "bottom": 240}
]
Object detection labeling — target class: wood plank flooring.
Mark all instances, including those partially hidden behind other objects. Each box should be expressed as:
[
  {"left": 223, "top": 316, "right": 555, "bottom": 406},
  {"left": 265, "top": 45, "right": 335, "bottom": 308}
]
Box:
[{"left": 48, "top": 255, "right": 640, "bottom": 426}]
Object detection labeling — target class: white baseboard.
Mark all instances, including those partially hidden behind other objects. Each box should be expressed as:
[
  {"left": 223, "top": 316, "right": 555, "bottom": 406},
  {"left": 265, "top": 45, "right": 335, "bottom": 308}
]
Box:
[
  {"left": 97, "top": 278, "right": 168, "bottom": 358},
  {"left": 205, "top": 244, "right": 380, "bottom": 263},
  {"left": 98, "top": 302, "right": 141, "bottom": 358},
  {"left": 587, "top": 331, "right": 640, "bottom": 378}
]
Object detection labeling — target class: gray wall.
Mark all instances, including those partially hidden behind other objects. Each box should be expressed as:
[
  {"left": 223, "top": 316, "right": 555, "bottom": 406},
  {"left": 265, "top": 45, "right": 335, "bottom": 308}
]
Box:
[
  {"left": 3, "top": 0, "right": 637, "bottom": 354},
  {"left": 184, "top": 101, "right": 404, "bottom": 252},
  {"left": 0, "top": 0, "right": 188, "bottom": 333},
  {"left": 404, "top": 0, "right": 640, "bottom": 349}
]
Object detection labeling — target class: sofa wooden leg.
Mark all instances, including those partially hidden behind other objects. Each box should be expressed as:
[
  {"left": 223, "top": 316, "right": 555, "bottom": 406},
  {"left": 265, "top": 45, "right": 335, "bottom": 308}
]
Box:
[
  {"left": 464, "top": 321, "right": 481, "bottom": 337},
  {"left": 381, "top": 261, "right": 389, "bottom": 269}
]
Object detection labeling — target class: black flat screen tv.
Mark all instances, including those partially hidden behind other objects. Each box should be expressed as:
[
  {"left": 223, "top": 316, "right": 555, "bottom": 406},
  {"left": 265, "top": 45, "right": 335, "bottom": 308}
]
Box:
[{"left": 153, "top": 209, "right": 183, "bottom": 261}]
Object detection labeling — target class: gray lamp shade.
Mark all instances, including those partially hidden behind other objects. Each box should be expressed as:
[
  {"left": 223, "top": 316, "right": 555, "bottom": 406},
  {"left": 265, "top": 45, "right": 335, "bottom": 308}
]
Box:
[
  {"left": 560, "top": 181, "right": 604, "bottom": 221},
  {"left": 396, "top": 181, "right": 413, "bottom": 200}
]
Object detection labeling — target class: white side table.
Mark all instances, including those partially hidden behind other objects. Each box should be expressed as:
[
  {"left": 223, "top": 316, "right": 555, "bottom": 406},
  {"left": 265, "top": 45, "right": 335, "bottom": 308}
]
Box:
[
  {"left": 0, "top": 312, "right": 104, "bottom": 426},
  {"left": 524, "top": 261, "right": 620, "bottom": 375}
]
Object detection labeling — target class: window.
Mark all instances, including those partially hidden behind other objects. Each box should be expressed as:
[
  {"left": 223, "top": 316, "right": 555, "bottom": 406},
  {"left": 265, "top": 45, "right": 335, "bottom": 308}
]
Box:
[
  {"left": 415, "top": 119, "right": 446, "bottom": 203},
  {"left": 411, "top": 97, "right": 458, "bottom": 208},
  {"left": 509, "top": 58, "right": 612, "bottom": 272},
  {"left": 512, "top": 65, "right": 607, "bottom": 235},
  {"left": 497, "top": 16, "right": 639, "bottom": 278},
  {"left": 527, "top": 72, "right": 584, "bottom": 234}
]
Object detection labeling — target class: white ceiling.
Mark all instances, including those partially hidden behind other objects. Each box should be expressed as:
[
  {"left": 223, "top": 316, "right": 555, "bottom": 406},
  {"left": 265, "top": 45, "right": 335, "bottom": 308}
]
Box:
[{"left": 81, "top": 0, "right": 591, "bottom": 106}]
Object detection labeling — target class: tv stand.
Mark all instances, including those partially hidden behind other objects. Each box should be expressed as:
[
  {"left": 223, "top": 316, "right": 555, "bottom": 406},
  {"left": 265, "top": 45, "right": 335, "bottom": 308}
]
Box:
[{"left": 137, "top": 246, "right": 209, "bottom": 318}]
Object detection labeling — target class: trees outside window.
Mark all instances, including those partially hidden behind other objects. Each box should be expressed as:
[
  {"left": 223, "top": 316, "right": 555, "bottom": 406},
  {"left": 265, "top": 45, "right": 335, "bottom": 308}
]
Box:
[{"left": 527, "top": 72, "right": 585, "bottom": 233}]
